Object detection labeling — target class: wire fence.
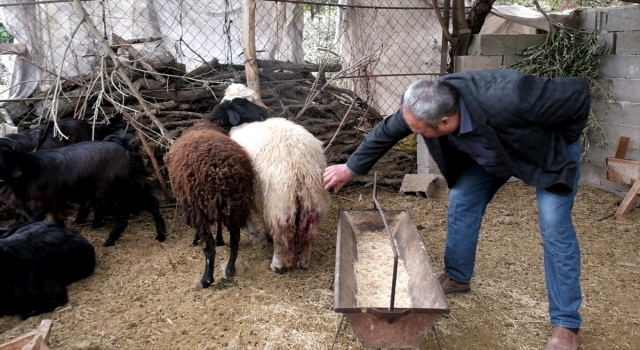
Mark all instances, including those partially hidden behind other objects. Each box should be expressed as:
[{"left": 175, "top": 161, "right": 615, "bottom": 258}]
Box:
[{"left": 0, "top": 0, "right": 447, "bottom": 121}]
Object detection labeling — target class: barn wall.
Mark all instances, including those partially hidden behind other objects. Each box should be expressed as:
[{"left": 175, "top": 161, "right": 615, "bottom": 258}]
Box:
[
  {"left": 417, "top": 4, "right": 640, "bottom": 199},
  {"left": 579, "top": 4, "right": 640, "bottom": 197}
]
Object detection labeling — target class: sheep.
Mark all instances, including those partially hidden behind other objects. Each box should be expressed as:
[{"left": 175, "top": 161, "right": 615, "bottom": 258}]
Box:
[
  {"left": 163, "top": 121, "right": 254, "bottom": 288},
  {"left": 0, "top": 132, "right": 166, "bottom": 246},
  {"left": 0, "top": 220, "right": 95, "bottom": 319},
  {"left": 229, "top": 117, "right": 329, "bottom": 272}
]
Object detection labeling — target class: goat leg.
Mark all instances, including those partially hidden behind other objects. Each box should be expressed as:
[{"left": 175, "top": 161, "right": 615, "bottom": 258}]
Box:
[
  {"left": 142, "top": 191, "right": 166, "bottom": 242},
  {"left": 103, "top": 213, "right": 131, "bottom": 247}
]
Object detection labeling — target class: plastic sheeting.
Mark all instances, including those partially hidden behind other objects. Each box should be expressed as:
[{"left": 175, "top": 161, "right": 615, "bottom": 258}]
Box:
[{"left": 0, "top": 0, "right": 304, "bottom": 103}]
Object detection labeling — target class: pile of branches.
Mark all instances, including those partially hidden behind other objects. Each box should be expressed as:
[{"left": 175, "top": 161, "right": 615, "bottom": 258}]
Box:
[{"left": 2, "top": 37, "right": 415, "bottom": 190}]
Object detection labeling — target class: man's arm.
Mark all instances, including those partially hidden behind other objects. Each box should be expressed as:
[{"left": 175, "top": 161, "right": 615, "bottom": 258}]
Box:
[
  {"left": 324, "top": 109, "right": 413, "bottom": 193},
  {"left": 345, "top": 109, "right": 413, "bottom": 175}
]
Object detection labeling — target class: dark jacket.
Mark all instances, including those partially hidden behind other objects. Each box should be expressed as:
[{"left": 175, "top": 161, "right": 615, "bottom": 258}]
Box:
[{"left": 345, "top": 69, "right": 591, "bottom": 194}]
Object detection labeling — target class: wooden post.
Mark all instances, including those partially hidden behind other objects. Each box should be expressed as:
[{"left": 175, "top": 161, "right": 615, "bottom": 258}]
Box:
[{"left": 242, "top": 0, "right": 263, "bottom": 103}]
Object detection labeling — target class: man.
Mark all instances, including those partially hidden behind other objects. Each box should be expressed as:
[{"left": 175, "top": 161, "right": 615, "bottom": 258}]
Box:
[{"left": 323, "top": 69, "right": 590, "bottom": 350}]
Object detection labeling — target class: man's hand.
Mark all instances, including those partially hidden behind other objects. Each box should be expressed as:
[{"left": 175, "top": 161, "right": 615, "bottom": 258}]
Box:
[{"left": 323, "top": 164, "right": 355, "bottom": 193}]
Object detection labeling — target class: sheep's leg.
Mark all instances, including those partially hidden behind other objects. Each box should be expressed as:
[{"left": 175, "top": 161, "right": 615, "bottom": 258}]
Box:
[
  {"left": 225, "top": 228, "right": 240, "bottom": 277},
  {"left": 215, "top": 220, "right": 224, "bottom": 246},
  {"left": 103, "top": 213, "right": 131, "bottom": 247},
  {"left": 270, "top": 240, "right": 286, "bottom": 273},
  {"left": 298, "top": 240, "right": 312, "bottom": 270},
  {"left": 91, "top": 202, "right": 106, "bottom": 229},
  {"left": 74, "top": 202, "right": 91, "bottom": 224},
  {"left": 247, "top": 218, "right": 268, "bottom": 249},
  {"left": 200, "top": 232, "right": 216, "bottom": 288}
]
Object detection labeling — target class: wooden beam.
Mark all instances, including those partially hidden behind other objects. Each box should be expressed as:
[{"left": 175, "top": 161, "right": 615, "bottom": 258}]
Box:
[
  {"left": 614, "top": 136, "right": 630, "bottom": 159},
  {"left": 606, "top": 157, "right": 640, "bottom": 184},
  {"left": 616, "top": 177, "right": 640, "bottom": 216},
  {"left": 0, "top": 43, "right": 27, "bottom": 56}
]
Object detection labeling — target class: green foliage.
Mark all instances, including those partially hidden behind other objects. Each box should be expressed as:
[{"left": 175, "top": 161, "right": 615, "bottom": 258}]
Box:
[
  {"left": 0, "top": 23, "right": 13, "bottom": 43},
  {"left": 506, "top": 20, "right": 611, "bottom": 160},
  {"left": 303, "top": 7, "right": 342, "bottom": 66}
]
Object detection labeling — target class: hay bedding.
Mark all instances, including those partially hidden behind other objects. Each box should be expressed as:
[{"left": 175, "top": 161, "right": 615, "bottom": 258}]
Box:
[{"left": 0, "top": 181, "right": 639, "bottom": 349}]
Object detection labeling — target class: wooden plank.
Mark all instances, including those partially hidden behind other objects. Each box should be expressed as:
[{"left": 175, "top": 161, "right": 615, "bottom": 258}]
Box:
[
  {"left": 616, "top": 177, "right": 640, "bottom": 216},
  {"left": 0, "top": 43, "right": 27, "bottom": 56},
  {"left": 606, "top": 157, "right": 640, "bottom": 185},
  {"left": 614, "top": 136, "right": 630, "bottom": 159}
]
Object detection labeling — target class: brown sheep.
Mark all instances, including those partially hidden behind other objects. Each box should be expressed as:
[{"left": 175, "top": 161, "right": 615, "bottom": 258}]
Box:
[{"left": 163, "top": 121, "right": 254, "bottom": 288}]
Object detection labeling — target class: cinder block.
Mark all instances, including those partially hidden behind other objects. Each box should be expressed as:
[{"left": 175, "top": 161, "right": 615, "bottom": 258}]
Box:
[
  {"left": 629, "top": 56, "right": 640, "bottom": 78},
  {"left": 468, "top": 34, "right": 518, "bottom": 56},
  {"left": 599, "top": 55, "right": 640, "bottom": 79},
  {"left": 416, "top": 136, "right": 441, "bottom": 175},
  {"left": 615, "top": 31, "right": 640, "bottom": 55},
  {"left": 622, "top": 102, "right": 640, "bottom": 125},
  {"left": 515, "top": 34, "right": 547, "bottom": 53},
  {"left": 596, "top": 32, "right": 615, "bottom": 55},
  {"left": 598, "top": 55, "right": 629, "bottom": 78},
  {"left": 400, "top": 174, "right": 448, "bottom": 199},
  {"left": 599, "top": 6, "right": 640, "bottom": 31},
  {"left": 503, "top": 55, "right": 525, "bottom": 67},
  {"left": 454, "top": 56, "right": 503, "bottom": 72},
  {"left": 601, "top": 78, "right": 640, "bottom": 103},
  {"left": 579, "top": 8, "right": 600, "bottom": 31}
]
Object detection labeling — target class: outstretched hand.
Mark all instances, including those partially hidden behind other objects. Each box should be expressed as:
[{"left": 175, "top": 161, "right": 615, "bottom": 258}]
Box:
[{"left": 323, "top": 164, "right": 355, "bottom": 193}]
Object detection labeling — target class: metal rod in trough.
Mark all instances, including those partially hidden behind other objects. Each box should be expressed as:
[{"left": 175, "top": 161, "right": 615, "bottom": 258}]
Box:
[{"left": 372, "top": 172, "right": 400, "bottom": 312}]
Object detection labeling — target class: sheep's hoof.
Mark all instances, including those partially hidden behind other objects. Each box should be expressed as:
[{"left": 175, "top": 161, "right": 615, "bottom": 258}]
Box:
[
  {"left": 155, "top": 234, "right": 166, "bottom": 242},
  {"left": 225, "top": 266, "right": 236, "bottom": 278},
  {"left": 103, "top": 239, "right": 115, "bottom": 247},
  {"left": 270, "top": 266, "right": 286, "bottom": 274},
  {"left": 200, "top": 279, "right": 212, "bottom": 288}
]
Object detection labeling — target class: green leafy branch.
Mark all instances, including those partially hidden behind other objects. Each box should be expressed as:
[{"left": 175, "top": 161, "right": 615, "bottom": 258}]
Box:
[{"left": 506, "top": 0, "right": 612, "bottom": 160}]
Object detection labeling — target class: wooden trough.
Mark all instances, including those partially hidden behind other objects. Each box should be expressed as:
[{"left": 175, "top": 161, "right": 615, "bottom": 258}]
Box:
[{"left": 333, "top": 176, "right": 449, "bottom": 349}]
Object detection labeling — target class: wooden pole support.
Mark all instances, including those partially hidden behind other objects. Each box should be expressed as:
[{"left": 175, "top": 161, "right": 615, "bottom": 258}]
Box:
[
  {"left": 615, "top": 177, "right": 640, "bottom": 216},
  {"left": 242, "top": 0, "right": 263, "bottom": 103}
]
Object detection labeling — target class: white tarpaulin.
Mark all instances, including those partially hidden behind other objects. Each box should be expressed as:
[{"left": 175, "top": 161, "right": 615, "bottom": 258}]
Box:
[
  {"left": 0, "top": 0, "right": 304, "bottom": 104},
  {"left": 337, "top": 0, "right": 446, "bottom": 116},
  {"left": 482, "top": 5, "right": 580, "bottom": 34}
]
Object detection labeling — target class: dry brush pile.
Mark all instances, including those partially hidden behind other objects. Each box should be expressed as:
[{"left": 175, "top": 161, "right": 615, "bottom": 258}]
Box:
[{"left": 1, "top": 36, "right": 415, "bottom": 194}]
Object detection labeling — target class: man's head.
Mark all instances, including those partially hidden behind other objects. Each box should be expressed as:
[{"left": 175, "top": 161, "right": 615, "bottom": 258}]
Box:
[{"left": 402, "top": 78, "right": 460, "bottom": 138}]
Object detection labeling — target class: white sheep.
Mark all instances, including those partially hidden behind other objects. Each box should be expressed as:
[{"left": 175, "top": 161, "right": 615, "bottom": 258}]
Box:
[{"left": 229, "top": 117, "right": 329, "bottom": 272}]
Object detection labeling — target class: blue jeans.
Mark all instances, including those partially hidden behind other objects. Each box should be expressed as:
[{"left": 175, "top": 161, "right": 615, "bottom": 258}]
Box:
[{"left": 444, "top": 141, "right": 582, "bottom": 328}]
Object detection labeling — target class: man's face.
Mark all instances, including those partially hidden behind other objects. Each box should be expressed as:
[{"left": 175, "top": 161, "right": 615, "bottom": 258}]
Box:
[{"left": 402, "top": 108, "right": 460, "bottom": 138}]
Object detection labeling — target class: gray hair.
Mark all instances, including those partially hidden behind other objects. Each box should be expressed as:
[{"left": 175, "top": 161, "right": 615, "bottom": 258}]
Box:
[{"left": 402, "top": 78, "right": 460, "bottom": 127}]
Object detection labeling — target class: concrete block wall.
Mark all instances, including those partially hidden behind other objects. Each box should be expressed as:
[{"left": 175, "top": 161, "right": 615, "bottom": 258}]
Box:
[
  {"left": 578, "top": 5, "right": 640, "bottom": 197},
  {"left": 418, "top": 5, "right": 640, "bottom": 199}
]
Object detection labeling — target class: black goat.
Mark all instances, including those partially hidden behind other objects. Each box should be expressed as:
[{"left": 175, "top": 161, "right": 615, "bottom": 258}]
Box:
[
  {"left": 0, "top": 132, "right": 166, "bottom": 246},
  {"left": 3, "top": 116, "right": 125, "bottom": 152},
  {"left": 0, "top": 221, "right": 95, "bottom": 319}
]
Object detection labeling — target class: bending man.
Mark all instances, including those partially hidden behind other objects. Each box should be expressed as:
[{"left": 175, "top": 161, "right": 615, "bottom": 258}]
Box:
[{"left": 323, "top": 69, "right": 590, "bottom": 350}]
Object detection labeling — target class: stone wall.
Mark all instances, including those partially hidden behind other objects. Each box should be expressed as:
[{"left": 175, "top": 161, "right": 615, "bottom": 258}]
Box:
[{"left": 417, "top": 4, "right": 640, "bottom": 198}]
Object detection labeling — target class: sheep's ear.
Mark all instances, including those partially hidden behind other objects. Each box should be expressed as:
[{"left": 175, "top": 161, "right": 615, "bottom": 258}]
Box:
[{"left": 227, "top": 109, "right": 241, "bottom": 126}]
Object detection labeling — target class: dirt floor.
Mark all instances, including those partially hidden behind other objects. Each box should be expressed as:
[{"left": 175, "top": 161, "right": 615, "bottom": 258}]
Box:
[{"left": 0, "top": 181, "right": 639, "bottom": 350}]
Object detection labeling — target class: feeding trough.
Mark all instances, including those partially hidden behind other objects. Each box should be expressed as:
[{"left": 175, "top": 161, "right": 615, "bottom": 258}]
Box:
[{"left": 333, "top": 175, "right": 450, "bottom": 349}]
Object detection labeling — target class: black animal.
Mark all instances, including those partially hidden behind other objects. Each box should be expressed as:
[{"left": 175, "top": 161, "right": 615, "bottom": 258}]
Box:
[
  {"left": 0, "top": 132, "right": 166, "bottom": 246},
  {"left": 0, "top": 221, "right": 95, "bottom": 319}
]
